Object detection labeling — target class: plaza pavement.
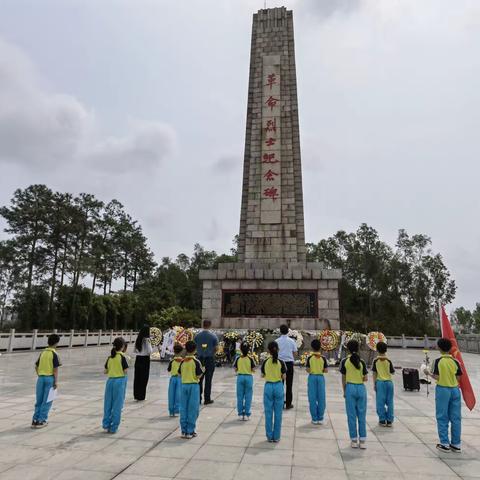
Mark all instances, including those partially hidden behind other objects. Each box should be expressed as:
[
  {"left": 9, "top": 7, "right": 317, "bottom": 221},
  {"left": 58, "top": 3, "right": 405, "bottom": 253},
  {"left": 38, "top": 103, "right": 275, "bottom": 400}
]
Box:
[{"left": 0, "top": 346, "right": 480, "bottom": 480}]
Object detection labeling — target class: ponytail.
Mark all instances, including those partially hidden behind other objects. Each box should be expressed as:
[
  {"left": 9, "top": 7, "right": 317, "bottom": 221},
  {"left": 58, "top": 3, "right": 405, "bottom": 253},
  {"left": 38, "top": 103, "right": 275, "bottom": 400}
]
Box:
[
  {"left": 111, "top": 337, "right": 125, "bottom": 358},
  {"left": 268, "top": 341, "right": 279, "bottom": 364},
  {"left": 346, "top": 340, "right": 361, "bottom": 370}
]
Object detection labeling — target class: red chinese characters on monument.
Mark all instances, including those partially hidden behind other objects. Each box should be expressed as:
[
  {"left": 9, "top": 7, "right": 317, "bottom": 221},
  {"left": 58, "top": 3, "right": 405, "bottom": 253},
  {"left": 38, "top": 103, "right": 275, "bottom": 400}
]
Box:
[
  {"left": 263, "top": 187, "right": 279, "bottom": 201},
  {"left": 261, "top": 58, "right": 281, "bottom": 223},
  {"left": 265, "top": 96, "right": 280, "bottom": 111},
  {"left": 262, "top": 153, "right": 279, "bottom": 164},
  {"left": 263, "top": 169, "right": 279, "bottom": 181},
  {"left": 264, "top": 118, "right": 277, "bottom": 133},
  {"left": 264, "top": 73, "right": 277, "bottom": 90}
]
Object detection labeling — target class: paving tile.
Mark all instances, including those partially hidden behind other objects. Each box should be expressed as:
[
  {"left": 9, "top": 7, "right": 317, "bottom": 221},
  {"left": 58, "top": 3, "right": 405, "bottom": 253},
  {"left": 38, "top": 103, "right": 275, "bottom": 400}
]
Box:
[
  {"left": 177, "top": 459, "right": 239, "bottom": 480},
  {"left": 207, "top": 433, "right": 252, "bottom": 447},
  {"left": 193, "top": 445, "right": 246, "bottom": 463},
  {"left": 443, "top": 460, "right": 480, "bottom": 478},
  {"left": 292, "top": 466, "right": 348, "bottom": 480},
  {"left": 234, "top": 463, "right": 291, "bottom": 480},
  {"left": 392, "top": 455, "right": 459, "bottom": 475},
  {"left": 341, "top": 452, "right": 400, "bottom": 473},
  {"left": 293, "top": 449, "right": 344, "bottom": 469},
  {"left": 146, "top": 440, "right": 202, "bottom": 459},
  {"left": 123, "top": 456, "right": 188, "bottom": 477},
  {"left": 243, "top": 447, "right": 292, "bottom": 465}
]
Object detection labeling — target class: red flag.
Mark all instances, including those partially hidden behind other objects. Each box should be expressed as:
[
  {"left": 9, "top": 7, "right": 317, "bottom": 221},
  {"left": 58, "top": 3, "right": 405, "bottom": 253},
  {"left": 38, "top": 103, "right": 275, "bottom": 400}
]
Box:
[{"left": 441, "top": 305, "right": 476, "bottom": 411}]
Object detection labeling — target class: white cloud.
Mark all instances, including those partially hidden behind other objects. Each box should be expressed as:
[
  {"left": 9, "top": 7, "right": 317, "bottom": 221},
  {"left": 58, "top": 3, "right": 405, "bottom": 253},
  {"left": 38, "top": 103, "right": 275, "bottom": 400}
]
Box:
[
  {"left": 86, "top": 121, "right": 176, "bottom": 174},
  {"left": 0, "top": 38, "right": 175, "bottom": 173}
]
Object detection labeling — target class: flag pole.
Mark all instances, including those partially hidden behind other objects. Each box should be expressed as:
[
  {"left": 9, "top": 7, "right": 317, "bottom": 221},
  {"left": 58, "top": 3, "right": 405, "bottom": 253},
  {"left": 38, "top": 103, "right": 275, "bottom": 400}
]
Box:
[{"left": 438, "top": 300, "right": 443, "bottom": 336}]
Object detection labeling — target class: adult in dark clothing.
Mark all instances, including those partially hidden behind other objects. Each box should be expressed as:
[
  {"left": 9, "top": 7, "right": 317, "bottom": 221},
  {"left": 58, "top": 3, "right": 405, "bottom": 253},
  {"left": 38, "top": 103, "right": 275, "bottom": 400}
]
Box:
[
  {"left": 133, "top": 325, "right": 152, "bottom": 401},
  {"left": 194, "top": 320, "right": 218, "bottom": 405}
]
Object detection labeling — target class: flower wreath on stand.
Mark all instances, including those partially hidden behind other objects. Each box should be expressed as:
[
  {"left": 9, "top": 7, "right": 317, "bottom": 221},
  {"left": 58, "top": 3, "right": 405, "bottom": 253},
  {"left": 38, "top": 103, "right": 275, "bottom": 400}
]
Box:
[
  {"left": 245, "top": 330, "right": 264, "bottom": 352},
  {"left": 149, "top": 327, "right": 163, "bottom": 360}
]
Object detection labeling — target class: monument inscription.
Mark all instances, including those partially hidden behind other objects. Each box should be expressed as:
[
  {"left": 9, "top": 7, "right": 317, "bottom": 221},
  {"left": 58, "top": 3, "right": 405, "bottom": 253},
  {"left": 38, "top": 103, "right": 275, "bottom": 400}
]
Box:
[{"left": 222, "top": 290, "right": 317, "bottom": 318}]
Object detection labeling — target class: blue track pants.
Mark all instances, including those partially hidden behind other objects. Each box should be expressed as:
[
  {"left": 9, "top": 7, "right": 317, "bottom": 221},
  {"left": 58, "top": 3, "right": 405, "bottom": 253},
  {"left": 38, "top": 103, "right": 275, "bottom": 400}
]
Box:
[
  {"left": 180, "top": 383, "right": 200, "bottom": 435},
  {"left": 102, "top": 377, "right": 127, "bottom": 433},
  {"left": 264, "top": 381, "right": 284, "bottom": 441},
  {"left": 375, "top": 380, "right": 394, "bottom": 423},
  {"left": 436, "top": 385, "right": 461, "bottom": 447},
  {"left": 168, "top": 376, "right": 181, "bottom": 415},
  {"left": 236, "top": 374, "right": 253, "bottom": 417},
  {"left": 33, "top": 375, "right": 55, "bottom": 423},
  {"left": 308, "top": 374, "right": 326, "bottom": 422},
  {"left": 345, "top": 383, "right": 367, "bottom": 441}
]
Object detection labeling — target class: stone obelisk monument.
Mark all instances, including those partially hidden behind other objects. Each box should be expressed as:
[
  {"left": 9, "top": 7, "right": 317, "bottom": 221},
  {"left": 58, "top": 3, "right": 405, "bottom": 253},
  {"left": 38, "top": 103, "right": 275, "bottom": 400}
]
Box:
[{"left": 200, "top": 8, "right": 341, "bottom": 330}]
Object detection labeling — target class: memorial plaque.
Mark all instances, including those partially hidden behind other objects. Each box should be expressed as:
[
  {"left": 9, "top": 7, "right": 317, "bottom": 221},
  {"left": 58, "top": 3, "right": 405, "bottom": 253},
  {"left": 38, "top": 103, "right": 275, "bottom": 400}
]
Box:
[{"left": 222, "top": 290, "right": 318, "bottom": 317}]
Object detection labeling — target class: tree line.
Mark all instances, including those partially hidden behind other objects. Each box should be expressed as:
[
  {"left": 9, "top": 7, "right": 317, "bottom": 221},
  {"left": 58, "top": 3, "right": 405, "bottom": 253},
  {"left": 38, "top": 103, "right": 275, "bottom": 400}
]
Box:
[
  {"left": 306, "top": 224, "right": 456, "bottom": 336},
  {"left": 0, "top": 185, "right": 459, "bottom": 335}
]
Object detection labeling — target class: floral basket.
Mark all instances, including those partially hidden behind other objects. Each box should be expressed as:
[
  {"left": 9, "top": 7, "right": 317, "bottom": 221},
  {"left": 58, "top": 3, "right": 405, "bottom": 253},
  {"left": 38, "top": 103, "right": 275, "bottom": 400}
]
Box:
[{"left": 367, "top": 331, "right": 387, "bottom": 351}]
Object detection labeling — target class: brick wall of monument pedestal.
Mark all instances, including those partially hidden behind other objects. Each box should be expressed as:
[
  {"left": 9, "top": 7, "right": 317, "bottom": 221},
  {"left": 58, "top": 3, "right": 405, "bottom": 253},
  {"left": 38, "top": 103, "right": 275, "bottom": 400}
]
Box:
[{"left": 199, "top": 263, "right": 341, "bottom": 330}]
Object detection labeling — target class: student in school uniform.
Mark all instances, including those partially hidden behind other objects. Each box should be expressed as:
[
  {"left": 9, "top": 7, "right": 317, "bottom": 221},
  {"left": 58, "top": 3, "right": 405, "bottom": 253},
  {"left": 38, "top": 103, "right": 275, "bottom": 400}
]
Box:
[
  {"left": 261, "top": 341, "right": 287, "bottom": 443},
  {"left": 179, "top": 340, "right": 204, "bottom": 439},
  {"left": 167, "top": 344, "right": 184, "bottom": 417},
  {"left": 103, "top": 337, "right": 129, "bottom": 434},
  {"left": 306, "top": 339, "right": 328, "bottom": 425},
  {"left": 372, "top": 341, "right": 395, "bottom": 427},
  {"left": 340, "top": 339, "right": 368, "bottom": 449},
  {"left": 32, "top": 334, "right": 61, "bottom": 429},
  {"left": 425, "top": 338, "right": 463, "bottom": 452},
  {"left": 233, "top": 342, "right": 256, "bottom": 421}
]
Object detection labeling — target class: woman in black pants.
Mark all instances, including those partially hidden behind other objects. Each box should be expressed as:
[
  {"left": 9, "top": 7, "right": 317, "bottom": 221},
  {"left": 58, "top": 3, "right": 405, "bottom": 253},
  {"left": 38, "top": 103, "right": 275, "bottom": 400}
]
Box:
[{"left": 133, "top": 326, "right": 152, "bottom": 401}]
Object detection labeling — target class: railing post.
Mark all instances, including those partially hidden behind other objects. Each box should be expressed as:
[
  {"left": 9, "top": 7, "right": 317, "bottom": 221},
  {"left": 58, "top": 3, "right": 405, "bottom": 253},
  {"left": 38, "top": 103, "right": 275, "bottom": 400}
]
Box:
[
  {"left": 7, "top": 328, "right": 15, "bottom": 353},
  {"left": 53, "top": 329, "right": 58, "bottom": 334},
  {"left": 424, "top": 334, "right": 429, "bottom": 349},
  {"left": 402, "top": 334, "right": 406, "bottom": 349},
  {"left": 98, "top": 329, "right": 102, "bottom": 346},
  {"left": 32, "top": 329, "right": 38, "bottom": 350},
  {"left": 69, "top": 329, "right": 75, "bottom": 348},
  {"left": 130, "top": 330, "right": 133, "bottom": 343},
  {"left": 84, "top": 329, "right": 89, "bottom": 347},
  {"left": 121, "top": 329, "right": 124, "bottom": 338},
  {"left": 110, "top": 329, "right": 114, "bottom": 344}
]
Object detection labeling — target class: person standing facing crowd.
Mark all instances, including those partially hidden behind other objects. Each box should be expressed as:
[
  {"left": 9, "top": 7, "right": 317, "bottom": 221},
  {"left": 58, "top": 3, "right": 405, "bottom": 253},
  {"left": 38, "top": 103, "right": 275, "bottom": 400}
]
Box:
[
  {"left": 194, "top": 320, "right": 218, "bottom": 405},
  {"left": 133, "top": 325, "right": 152, "bottom": 401},
  {"left": 276, "top": 324, "right": 297, "bottom": 409}
]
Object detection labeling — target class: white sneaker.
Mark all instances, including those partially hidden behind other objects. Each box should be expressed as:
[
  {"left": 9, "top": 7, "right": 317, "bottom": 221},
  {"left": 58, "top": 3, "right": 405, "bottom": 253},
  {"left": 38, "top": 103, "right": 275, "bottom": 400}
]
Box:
[
  {"left": 317, "top": 420, "right": 324, "bottom": 425},
  {"left": 238, "top": 415, "right": 244, "bottom": 421},
  {"left": 351, "top": 440, "right": 359, "bottom": 448},
  {"left": 244, "top": 416, "right": 250, "bottom": 421},
  {"left": 311, "top": 420, "right": 318, "bottom": 425},
  {"left": 359, "top": 441, "right": 367, "bottom": 449}
]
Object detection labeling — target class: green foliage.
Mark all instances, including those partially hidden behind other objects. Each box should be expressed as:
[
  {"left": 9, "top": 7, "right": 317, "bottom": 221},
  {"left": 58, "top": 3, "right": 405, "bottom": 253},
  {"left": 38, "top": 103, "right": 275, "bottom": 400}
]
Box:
[
  {"left": 307, "top": 223, "right": 456, "bottom": 336},
  {"left": 451, "top": 304, "right": 480, "bottom": 334},
  {"left": 148, "top": 306, "right": 201, "bottom": 331}
]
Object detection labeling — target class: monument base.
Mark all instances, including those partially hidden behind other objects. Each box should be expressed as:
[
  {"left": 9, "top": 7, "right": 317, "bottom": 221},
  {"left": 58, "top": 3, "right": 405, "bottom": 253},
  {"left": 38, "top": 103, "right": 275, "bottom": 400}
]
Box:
[{"left": 200, "top": 262, "right": 341, "bottom": 330}]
